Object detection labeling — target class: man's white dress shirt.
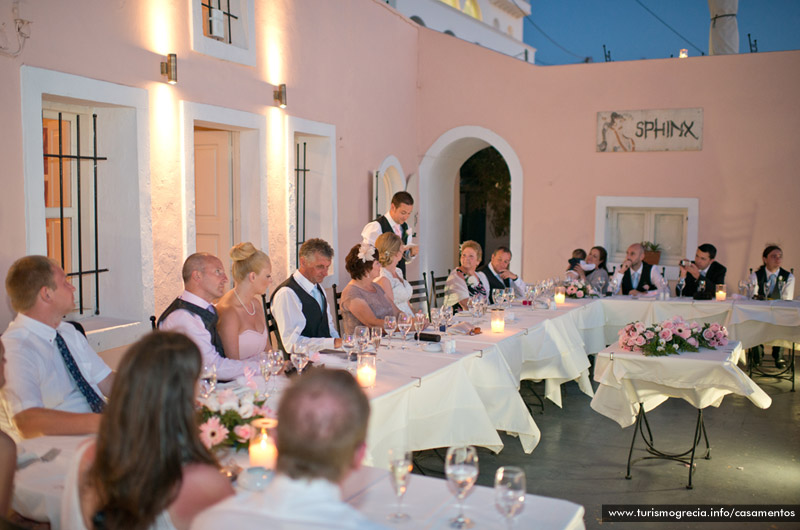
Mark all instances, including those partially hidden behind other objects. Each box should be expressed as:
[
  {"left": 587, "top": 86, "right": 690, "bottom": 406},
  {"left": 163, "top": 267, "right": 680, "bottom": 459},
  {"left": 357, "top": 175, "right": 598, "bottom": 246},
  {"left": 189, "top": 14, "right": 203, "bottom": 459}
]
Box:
[
  {"left": 612, "top": 263, "right": 664, "bottom": 294},
  {"left": 192, "top": 474, "right": 386, "bottom": 529},
  {"left": 159, "top": 290, "right": 255, "bottom": 381},
  {"left": 749, "top": 269, "right": 796, "bottom": 299},
  {"left": 486, "top": 263, "right": 526, "bottom": 296},
  {"left": 271, "top": 270, "right": 340, "bottom": 352},
  {"left": 361, "top": 211, "right": 415, "bottom": 264},
  {"left": 1, "top": 313, "right": 111, "bottom": 439}
]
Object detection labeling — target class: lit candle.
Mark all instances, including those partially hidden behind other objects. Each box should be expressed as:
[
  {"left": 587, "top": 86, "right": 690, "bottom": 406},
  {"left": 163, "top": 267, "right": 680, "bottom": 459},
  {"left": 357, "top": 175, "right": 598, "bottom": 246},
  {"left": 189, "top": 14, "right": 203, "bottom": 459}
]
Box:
[
  {"left": 356, "top": 354, "right": 376, "bottom": 388},
  {"left": 249, "top": 430, "right": 277, "bottom": 469},
  {"left": 491, "top": 308, "right": 505, "bottom": 333},
  {"left": 716, "top": 284, "right": 727, "bottom": 301},
  {"left": 554, "top": 287, "right": 566, "bottom": 305}
]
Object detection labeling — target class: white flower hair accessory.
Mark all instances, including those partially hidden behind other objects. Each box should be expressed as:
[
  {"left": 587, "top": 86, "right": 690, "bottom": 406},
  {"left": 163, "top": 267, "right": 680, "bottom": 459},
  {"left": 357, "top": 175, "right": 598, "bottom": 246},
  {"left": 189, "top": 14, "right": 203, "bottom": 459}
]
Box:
[
  {"left": 358, "top": 243, "right": 376, "bottom": 263},
  {"left": 466, "top": 275, "right": 478, "bottom": 287}
]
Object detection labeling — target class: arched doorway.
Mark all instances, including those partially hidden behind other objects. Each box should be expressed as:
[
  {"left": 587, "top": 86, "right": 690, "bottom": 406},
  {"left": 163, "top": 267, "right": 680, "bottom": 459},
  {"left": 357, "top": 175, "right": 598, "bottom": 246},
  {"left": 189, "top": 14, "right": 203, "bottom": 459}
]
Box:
[
  {"left": 459, "top": 146, "right": 511, "bottom": 264},
  {"left": 418, "top": 126, "right": 523, "bottom": 278}
]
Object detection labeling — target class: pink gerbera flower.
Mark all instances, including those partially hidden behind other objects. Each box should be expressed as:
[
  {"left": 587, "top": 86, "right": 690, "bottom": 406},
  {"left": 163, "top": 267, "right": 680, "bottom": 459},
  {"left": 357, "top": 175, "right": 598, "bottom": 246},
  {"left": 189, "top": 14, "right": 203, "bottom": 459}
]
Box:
[{"left": 199, "top": 417, "right": 229, "bottom": 449}]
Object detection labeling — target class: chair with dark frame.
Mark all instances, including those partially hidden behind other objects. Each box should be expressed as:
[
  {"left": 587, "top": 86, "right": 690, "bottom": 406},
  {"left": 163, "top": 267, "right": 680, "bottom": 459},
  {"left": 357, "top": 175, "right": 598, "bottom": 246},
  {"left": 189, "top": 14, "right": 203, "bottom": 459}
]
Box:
[
  {"left": 407, "top": 272, "right": 430, "bottom": 319},
  {"left": 330, "top": 284, "right": 345, "bottom": 337},
  {"left": 429, "top": 270, "right": 450, "bottom": 310}
]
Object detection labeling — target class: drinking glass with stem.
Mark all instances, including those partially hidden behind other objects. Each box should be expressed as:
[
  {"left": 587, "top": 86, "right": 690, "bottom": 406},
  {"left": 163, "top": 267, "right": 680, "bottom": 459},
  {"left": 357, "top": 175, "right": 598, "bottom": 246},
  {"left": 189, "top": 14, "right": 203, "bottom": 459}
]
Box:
[
  {"left": 494, "top": 466, "right": 526, "bottom": 529},
  {"left": 442, "top": 306, "right": 454, "bottom": 336},
  {"left": 383, "top": 315, "right": 397, "bottom": 349},
  {"left": 371, "top": 326, "right": 383, "bottom": 355},
  {"left": 290, "top": 344, "right": 309, "bottom": 376},
  {"left": 445, "top": 445, "right": 479, "bottom": 529},
  {"left": 341, "top": 333, "right": 356, "bottom": 373},
  {"left": 413, "top": 311, "right": 426, "bottom": 348},
  {"left": 676, "top": 276, "right": 686, "bottom": 297},
  {"left": 257, "top": 351, "right": 272, "bottom": 400},
  {"left": 430, "top": 307, "right": 442, "bottom": 332},
  {"left": 505, "top": 287, "right": 515, "bottom": 308},
  {"left": 199, "top": 363, "right": 217, "bottom": 399},
  {"left": 387, "top": 448, "right": 413, "bottom": 522},
  {"left": 492, "top": 289, "right": 504, "bottom": 307},
  {"left": 354, "top": 325, "right": 370, "bottom": 354},
  {"left": 267, "top": 350, "right": 284, "bottom": 394},
  {"left": 397, "top": 313, "right": 412, "bottom": 350}
]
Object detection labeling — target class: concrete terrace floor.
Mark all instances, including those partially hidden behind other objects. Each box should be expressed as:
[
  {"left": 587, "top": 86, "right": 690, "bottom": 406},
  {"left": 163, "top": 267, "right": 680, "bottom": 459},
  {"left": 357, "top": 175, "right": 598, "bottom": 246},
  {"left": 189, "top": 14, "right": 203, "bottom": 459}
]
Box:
[{"left": 413, "top": 357, "right": 799, "bottom": 530}]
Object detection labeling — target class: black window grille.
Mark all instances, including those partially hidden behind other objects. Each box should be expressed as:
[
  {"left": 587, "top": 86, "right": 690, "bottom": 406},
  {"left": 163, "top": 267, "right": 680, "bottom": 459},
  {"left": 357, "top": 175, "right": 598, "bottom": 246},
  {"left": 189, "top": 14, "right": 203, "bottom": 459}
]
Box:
[
  {"left": 295, "top": 141, "right": 308, "bottom": 266},
  {"left": 42, "top": 112, "right": 108, "bottom": 315},
  {"left": 201, "top": 0, "right": 239, "bottom": 44}
]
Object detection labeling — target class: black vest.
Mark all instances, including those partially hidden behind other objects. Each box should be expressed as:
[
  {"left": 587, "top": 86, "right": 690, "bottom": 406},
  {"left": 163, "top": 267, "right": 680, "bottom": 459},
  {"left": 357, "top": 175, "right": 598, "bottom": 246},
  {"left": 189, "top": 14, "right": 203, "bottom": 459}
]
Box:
[
  {"left": 376, "top": 215, "right": 410, "bottom": 276},
  {"left": 477, "top": 264, "right": 509, "bottom": 304},
  {"left": 270, "top": 275, "right": 332, "bottom": 352},
  {"left": 755, "top": 267, "right": 790, "bottom": 299},
  {"left": 157, "top": 297, "right": 226, "bottom": 358},
  {"left": 621, "top": 262, "right": 656, "bottom": 295}
]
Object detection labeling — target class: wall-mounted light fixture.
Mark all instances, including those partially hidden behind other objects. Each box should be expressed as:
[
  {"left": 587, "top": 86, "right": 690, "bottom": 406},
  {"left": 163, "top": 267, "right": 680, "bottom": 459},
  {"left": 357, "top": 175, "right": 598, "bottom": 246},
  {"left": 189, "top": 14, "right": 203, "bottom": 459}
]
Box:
[
  {"left": 273, "top": 83, "right": 287, "bottom": 108},
  {"left": 160, "top": 53, "right": 178, "bottom": 84},
  {"left": 679, "top": 49, "right": 689, "bottom": 59}
]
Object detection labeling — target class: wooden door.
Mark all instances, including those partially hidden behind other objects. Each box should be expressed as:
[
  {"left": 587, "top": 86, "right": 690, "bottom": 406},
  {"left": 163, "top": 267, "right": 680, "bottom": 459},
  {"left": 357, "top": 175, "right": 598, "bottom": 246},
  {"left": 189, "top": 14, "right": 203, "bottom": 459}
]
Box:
[{"left": 194, "top": 130, "right": 234, "bottom": 259}]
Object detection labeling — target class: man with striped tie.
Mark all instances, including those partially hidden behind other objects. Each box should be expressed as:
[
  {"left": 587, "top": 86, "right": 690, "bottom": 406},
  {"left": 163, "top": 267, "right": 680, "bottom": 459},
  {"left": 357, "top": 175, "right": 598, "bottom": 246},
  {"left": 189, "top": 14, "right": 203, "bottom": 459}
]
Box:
[{"left": 1, "top": 256, "right": 114, "bottom": 438}]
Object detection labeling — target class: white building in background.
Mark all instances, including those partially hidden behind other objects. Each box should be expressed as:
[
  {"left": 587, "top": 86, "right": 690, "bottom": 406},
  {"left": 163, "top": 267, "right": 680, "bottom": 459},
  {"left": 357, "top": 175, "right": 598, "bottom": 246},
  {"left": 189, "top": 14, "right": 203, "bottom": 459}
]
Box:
[{"left": 388, "top": 0, "right": 536, "bottom": 64}]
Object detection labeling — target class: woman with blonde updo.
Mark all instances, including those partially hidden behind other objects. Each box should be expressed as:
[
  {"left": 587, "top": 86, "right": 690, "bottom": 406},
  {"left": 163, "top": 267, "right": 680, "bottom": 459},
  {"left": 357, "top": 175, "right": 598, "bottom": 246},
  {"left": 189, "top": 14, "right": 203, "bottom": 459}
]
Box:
[
  {"left": 374, "top": 232, "right": 414, "bottom": 316},
  {"left": 216, "top": 242, "right": 272, "bottom": 359}
]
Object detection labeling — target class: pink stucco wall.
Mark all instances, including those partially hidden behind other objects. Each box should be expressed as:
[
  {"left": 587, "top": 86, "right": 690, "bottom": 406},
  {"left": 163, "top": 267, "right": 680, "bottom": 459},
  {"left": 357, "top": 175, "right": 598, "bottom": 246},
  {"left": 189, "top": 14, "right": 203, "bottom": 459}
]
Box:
[{"left": 0, "top": 0, "right": 798, "bottom": 330}]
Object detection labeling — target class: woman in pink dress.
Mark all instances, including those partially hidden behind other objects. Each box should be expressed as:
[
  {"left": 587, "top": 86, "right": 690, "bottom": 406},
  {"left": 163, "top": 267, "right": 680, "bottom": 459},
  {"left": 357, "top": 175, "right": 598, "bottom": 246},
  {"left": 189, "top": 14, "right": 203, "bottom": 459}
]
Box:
[{"left": 216, "top": 242, "right": 273, "bottom": 359}]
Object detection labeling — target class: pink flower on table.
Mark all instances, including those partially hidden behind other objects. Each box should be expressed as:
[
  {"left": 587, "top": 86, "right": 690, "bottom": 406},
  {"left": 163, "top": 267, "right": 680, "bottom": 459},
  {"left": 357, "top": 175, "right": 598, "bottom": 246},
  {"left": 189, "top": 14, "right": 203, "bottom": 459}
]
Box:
[
  {"left": 690, "top": 322, "right": 700, "bottom": 330},
  {"left": 710, "top": 323, "right": 721, "bottom": 332},
  {"left": 675, "top": 326, "right": 691, "bottom": 339},
  {"left": 718, "top": 337, "right": 728, "bottom": 347},
  {"left": 644, "top": 331, "right": 655, "bottom": 340},
  {"left": 566, "top": 285, "right": 577, "bottom": 295},
  {"left": 233, "top": 424, "right": 253, "bottom": 442},
  {"left": 687, "top": 337, "right": 699, "bottom": 348},
  {"left": 199, "top": 417, "right": 229, "bottom": 449},
  {"left": 703, "top": 328, "right": 715, "bottom": 340},
  {"left": 659, "top": 328, "right": 673, "bottom": 342},
  {"left": 715, "top": 331, "right": 726, "bottom": 341},
  {"left": 576, "top": 290, "right": 584, "bottom": 298},
  {"left": 635, "top": 335, "right": 646, "bottom": 346},
  {"left": 217, "top": 389, "right": 239, "bottom": 413},
  {"left": 661, "top": 320, "right": 675, "bottom": 330},
  {"left": 635, "top": 322, "right": 646, "bottom": 334}
]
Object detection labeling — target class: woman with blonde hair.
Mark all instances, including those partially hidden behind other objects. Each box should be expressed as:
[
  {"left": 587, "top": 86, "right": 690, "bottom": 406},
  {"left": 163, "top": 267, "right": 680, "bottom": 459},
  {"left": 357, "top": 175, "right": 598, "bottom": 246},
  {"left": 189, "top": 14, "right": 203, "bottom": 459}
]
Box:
[
  {"left": 374, "top": 232, "right": 414, "bottom": 315},
  {"left": 216, "top": 242, "right": 273, "bottom": 359},
  {"left": 443, "top": 240, "right": 489, "bottom": 311}
]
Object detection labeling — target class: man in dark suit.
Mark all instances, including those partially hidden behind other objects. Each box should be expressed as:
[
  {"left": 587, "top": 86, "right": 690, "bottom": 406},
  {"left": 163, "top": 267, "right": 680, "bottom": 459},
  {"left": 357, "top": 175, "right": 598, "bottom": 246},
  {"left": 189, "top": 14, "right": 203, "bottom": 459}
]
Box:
[
  {"left": 478, "top": 246, "right": 526, "bottom": 304},
  {"left": 361, "top": 191, "right": 418, "bottom": 276},
  {"left": 677, "top": 243, "right": 726, "bottom": 299},
  {"left": 612, "top": 243, "right": 664, "bottom": 295}
]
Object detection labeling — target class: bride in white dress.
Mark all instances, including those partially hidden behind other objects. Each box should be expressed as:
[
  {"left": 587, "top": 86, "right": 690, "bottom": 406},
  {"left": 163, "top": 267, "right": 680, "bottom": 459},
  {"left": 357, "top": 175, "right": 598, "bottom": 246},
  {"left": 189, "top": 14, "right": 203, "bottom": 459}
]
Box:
[{"left": 374, "top": 232, "right": 414, "bottom": 316}]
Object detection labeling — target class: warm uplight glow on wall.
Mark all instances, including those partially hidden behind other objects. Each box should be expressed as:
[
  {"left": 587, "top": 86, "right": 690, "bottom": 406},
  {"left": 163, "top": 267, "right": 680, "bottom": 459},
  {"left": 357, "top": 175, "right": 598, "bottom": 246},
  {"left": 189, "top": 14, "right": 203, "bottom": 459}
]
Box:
[
  {"left": 150, "top": 83, "right": 181, "bottom": 246},
  {"left": 146, "top": 0, "right": 173, "bottom": 54}
]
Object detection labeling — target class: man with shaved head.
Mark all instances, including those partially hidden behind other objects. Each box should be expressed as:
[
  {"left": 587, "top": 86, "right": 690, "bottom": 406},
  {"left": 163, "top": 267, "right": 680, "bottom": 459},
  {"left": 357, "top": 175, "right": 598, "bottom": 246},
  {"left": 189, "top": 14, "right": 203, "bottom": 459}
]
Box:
[
  {"left": 612, "top": 243, "right": 664, "bottom": 295},
  {"left": 193, "top": 368, "right": 380, "bottom": 529},
  {"left": 158, "top": 252, "right": 257, "bottom": 380}
]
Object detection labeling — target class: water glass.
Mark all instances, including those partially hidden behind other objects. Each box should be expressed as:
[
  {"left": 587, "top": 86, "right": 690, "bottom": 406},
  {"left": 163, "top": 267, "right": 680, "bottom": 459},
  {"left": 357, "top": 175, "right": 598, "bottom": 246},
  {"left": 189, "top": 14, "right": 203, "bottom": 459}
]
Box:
[
  {"left": 290, "top": 345, "right": 309, "bottom": 376},
  {"left": 268, "top": 350, "right": 284, "bottom": 394},
  {"left": 371, "top": 326, "right": 383, "bottom": 354},
  {"left": 413, "top": 311, "right": 426, "bottom": 347},
  {"left": 354, "top": 325, "right": 370, "bottom": 353},
  {"left": 199, "top": 364, "right": 217, "bottom": 399},
  {"left": 442, "top": 306, "right": 454, "bottom": 334},
  {"left": 257, "top": 352, "right": 272, "bottom": 398},
  {"left": 492, "top": 288, "right": 504, "bottom": 306},
  {"left": 494, "top": 466, "right": 526, "bottom": 529},
  {"left": 397, "top": 313, "right": 412, "bottom": 349},
  {"left": 383, "top": 316, "right": 397, "bottom": 349},
  {"left": 387, "top": 448, "right": 413, "bottom": 522},
  {"left": 445, "top": 445, "right": 478, "bottom": 529},
  {"left": 504, "top": 287, "right": 515, "bottom": 306}
]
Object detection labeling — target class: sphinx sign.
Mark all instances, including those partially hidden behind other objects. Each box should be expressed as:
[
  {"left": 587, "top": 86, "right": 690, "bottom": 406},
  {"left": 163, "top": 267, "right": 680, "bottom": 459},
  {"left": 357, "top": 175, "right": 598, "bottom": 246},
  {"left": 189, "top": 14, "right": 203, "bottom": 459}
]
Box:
[{"left": 597, "top": 108, "right": 703, "bottom": 152}]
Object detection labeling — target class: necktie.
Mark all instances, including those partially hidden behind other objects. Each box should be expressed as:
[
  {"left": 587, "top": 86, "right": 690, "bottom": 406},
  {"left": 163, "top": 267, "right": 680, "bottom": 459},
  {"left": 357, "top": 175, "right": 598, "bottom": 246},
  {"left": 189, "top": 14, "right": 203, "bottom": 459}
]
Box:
[
  {"left": 631, "top": 271, "right": 639, "bottom": 289},
  {"left": 767, "top": 273, "right": 777, "bottom": 297},
  {"left": 55, "top": 332, "right": 105, "bottom": 413},
  {"left": 312, "top": 285, "right": 325, "bottom": 311}
]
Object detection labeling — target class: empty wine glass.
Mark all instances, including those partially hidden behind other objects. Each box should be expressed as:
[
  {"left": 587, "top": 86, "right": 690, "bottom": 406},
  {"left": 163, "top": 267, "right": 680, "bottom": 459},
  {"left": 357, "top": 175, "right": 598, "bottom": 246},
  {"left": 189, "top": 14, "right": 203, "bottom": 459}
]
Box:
[
  {"left": 268, "top": 350, "right": 284, "bottom": 394},
  {"left": 354, "top": 325, "right": 370, "bottom": 354},
  {"left": 371, "top": 326, "right": 383, "bottom": 354},
  {"left": 199, "top": 363, "right": 217, "bottom": 399},
  {"left": 384, "top": 316, "right": 397, "bottom": 349},
  {"left": 387, "top": 448, "right": 413, "bottom": 522},
  {"left": 442, "top": 306, "right": 454, "bottom": 335},
  {"left": 342, "top": 333, "right": 356, "bottom": 373},
  {"left": 290, "top": 345, "right": 309, "bottom": 376},
  {"left": 676, "top": 277, "right": 686, "bottom": 297},
  {"left": 505, "top": 287, "right": 515, "bottom": 307},
  {"left": 413, "top": 311, "right": 426, "bottom": 348},
  {"left": 397, "top": 313, "right": 412, "bottom": 350},
  {"left": 430, "top": 307, "right": 443, "bottom": 332},
  {"left": 492, "top": 288, "right": 503, "bottom": 306},
  {"left": 445, "top": 445, "right": 478, "bottom": 529},
  {"left": 257, "top": 352, "right": 272, "bottom": 399},
  {"left": 494, "top": 466, "right": 526, "bottom": 529}
]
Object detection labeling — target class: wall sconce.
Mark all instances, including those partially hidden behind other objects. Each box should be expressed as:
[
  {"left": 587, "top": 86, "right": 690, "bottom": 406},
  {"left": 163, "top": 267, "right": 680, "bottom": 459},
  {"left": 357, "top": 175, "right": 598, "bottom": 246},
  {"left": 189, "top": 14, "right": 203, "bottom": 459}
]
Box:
[
  {"left": 160, "top": 53, "right": 178, "bottom": 84},
  {"left": 273, "top": 83, "right": 287, "bottom": 108},
  {"left": 679, "top": 49, "right": 689, "bottom": 59}
]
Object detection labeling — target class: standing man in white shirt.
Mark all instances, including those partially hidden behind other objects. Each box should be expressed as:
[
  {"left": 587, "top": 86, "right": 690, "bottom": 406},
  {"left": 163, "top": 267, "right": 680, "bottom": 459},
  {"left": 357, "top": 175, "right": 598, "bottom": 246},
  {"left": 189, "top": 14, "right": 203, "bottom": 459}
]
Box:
[
  {"left": 612, "top": 243, "right": 664, "bottom": 295},
  {"left": 478, "top": 246, "right": 526, "bottom": 304},
  {"left": 193, "top": 368, "right": 382, "bottom": 529},
  {"left": 158, "top": 253, "right": 257, "bottom": 381},
  {"left": 361, "top": 191, "right": 418, "bottom": 277},
  {"left": 2, "top": 256, "right": 114, "bottom": 438},
  {"left": 270, "top": 238, "right": 341, "bottom": 353}
]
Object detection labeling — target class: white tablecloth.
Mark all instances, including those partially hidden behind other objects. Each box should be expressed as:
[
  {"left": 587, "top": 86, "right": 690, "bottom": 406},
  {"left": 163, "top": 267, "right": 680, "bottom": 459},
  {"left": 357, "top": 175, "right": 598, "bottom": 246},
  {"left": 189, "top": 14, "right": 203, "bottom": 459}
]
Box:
[{"left": 590, "top": 341, "right": 772, "bottom": 428}]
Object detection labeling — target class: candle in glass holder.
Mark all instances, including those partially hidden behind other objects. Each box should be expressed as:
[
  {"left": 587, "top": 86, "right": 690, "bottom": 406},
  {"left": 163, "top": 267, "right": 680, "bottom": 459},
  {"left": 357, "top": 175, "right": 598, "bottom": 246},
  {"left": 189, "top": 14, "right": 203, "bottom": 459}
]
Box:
[
  {"left": 356, "top": 354, "right": 376, "bottom": 388},
  {"left": 554, "top": 286, "right": 566, "bottom": 305},
  {"left": 491, "top": 308, "right": 505, "bottom": 333},
  {"left": 715, "top": 284, "right": 727, "bottom": 301},
  {"left": 249, "top": 418, "right": 278, "bottom": 469}
]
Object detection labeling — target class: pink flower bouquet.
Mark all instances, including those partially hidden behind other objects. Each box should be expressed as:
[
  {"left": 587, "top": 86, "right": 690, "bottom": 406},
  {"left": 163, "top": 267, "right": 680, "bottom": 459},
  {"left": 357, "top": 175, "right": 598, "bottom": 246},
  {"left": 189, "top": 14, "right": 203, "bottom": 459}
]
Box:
[
  {"left": 618, "top": 316, "right": 728, "bottom": 357},
  {"left": 198, "top": 388, "right": 269, "bottom": 452},
  {"left": 565, "top": 279, "right": 597, "bottom": 299}
]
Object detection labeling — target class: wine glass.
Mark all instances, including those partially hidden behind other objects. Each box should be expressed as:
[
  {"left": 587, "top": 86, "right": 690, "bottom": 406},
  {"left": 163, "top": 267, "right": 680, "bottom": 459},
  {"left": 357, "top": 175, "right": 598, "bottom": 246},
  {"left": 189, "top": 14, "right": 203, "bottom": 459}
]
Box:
[
  {"left": 397, "top": 313, "right": 412, "bottom": 350},
  {"left": 387, "top": 448, "right": 413, "bottom": 522},
  {"left": 354, "top": 325, "right": 370, "bottom": 354},
  {"left": 676, "top": 277, "right": 686, "bottom": 297},
  {"left": 505, "top": 287, "right": 515, "bottom": 307},
  {"left": 442, "top": 306, "right": 454, "bottom": 336},
  {"left": 257, "top": 352, "right": 272, "bottom": 399},
  {"left": 268, "top": 350, "right": 284, "bottom": 394},
  {"left": 445, "top": 445, "right": 479, "bottom": 529},
  {"left": 494, "top": 466, "right": 525, "bottom": 529},
  {"left": 413, "top": 311, "right": 426, "bottom": 348},
  {"left": 430, "top": 307, "right": 443, "bottom": 332},
  {"left": 341, "top": 333, "right": 356, "bottom": 374},
  {"left": 383, "top": 316, "right": 397, "bottom": 349},
  {"left": 738, "top": 279, "right": 748, "bottom": 296},
  {"left": 492, "top": 288, "right": 503, "bottom": 307},
  {"left": 371, "top": 326, "right": 383, "bottom": 354},
  {"left": 290, "top": 345, "right": 309, "bottom": 376},
  {"left": 199, "top": 363, "right": 217, "bottom": 399}
]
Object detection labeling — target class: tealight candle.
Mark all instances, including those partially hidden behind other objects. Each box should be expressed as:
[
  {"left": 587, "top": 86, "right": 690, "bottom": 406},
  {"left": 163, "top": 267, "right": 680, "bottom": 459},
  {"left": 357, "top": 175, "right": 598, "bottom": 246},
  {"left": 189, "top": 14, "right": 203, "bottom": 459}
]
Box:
[
  {"left": 249, "top": 418, "right": 278, "bottom": 469},
  {"left": 356, "top": 354, "right": 376, "bottom": 388},
  {"left": 554, "top": 287, "right": 566, "bottom": 305},
  {"left": 715, "top": 284, "right": 727, "bottom": 301},
  {"left": 491, "top": 308, "right": 505, "bottom": 333}
]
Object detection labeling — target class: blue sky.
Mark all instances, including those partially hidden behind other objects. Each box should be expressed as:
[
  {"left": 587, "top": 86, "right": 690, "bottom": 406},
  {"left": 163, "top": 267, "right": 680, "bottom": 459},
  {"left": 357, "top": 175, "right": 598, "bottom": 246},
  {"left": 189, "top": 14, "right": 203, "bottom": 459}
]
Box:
[{"left": 522, "top": 1, "right": 800, "bottom": 65}]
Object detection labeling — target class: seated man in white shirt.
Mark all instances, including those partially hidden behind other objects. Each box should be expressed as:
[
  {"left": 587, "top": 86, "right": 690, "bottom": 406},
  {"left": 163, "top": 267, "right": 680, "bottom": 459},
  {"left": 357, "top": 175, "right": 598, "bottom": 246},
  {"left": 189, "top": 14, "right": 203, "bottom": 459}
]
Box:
[
  {"left": 612, "top": 243, "right": 664, "bottom": 295},
  {"left": 477, "top": 246, "right": 526, "bottom": 304},
  {"left": 270, "top": 238, "right": 341, "bottom": 353},
  {"left": 1, "top": 256, "right": 114, "bottom": 439},
  {"left": 193, "top": 368, "right": 383, "bottom": 530},
  {"left": 361, "top": 191, "right": 418, "bottom": 277},
  {"left": 158, "top": 253, "right": 257, "bottom": 381}
]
